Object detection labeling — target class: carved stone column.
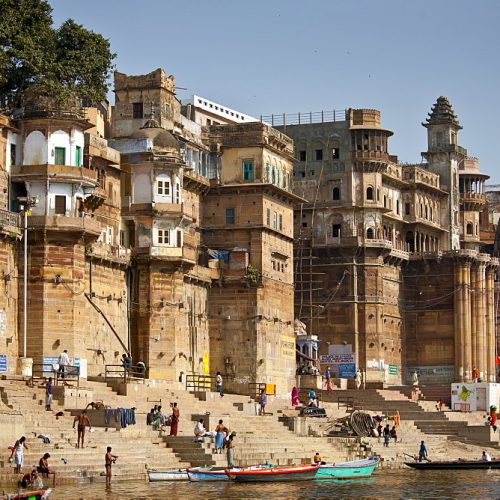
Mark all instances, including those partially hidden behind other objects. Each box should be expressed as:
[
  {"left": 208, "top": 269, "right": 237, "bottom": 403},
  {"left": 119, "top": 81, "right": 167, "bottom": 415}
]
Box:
[
  {"left": 463, "top": 262, "right": 472, "bottom": 382},
  {"left": 454, "top": 261, "right": 465, "bottom": 382},
  {"left": 486, "top": 268, "right": 495, "bottom": 382}
]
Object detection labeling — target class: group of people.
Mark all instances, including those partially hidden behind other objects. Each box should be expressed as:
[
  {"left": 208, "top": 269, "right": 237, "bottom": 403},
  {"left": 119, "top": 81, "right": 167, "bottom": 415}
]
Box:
[
  {"left": 192, "top": 418, "right": 236, "bottom": 466},
  {"left": 10, "top": 437, "right": 56, "bottom": 488},
  {"left": 146, "top": 403, "right": 180, "bottom": 435},
  {"left": 289, "top": 387, "right": 321, "bottom": 408}
]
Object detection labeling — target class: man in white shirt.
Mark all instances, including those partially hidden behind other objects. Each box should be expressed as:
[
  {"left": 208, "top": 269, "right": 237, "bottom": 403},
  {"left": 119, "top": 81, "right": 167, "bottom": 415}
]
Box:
[
  {"left": 194, "top": 419, "right": 211, "bottom": 442},
  {"left": 482, "top": 451, "right": 492, "bottom": 462},
  {"left": 216, "top": 372, "right": 223, "bottom": 397},
  {"left": 58, "top": 350, "right": 70, "bottom": 379}
]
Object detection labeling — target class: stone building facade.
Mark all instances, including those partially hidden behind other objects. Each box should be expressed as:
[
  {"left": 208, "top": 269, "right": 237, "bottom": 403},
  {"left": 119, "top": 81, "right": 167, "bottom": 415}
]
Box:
[
  {"left": 278, "top": 97, "right": 498, "bottom": 385},
  {"left": 0, "top": 70, "right": 497, "bottom": 390}
]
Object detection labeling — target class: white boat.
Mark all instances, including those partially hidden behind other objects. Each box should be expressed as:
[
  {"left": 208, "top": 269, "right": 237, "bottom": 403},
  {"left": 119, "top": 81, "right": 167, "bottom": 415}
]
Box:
[{"left": 147, "top": 468, "right": 188, "bottom": 481}]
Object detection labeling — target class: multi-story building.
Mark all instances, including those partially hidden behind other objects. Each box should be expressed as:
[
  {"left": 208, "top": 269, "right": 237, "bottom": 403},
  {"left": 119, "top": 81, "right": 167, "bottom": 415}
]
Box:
[{"left": 276, "top": 97, "right": 497, "bottom": 385}]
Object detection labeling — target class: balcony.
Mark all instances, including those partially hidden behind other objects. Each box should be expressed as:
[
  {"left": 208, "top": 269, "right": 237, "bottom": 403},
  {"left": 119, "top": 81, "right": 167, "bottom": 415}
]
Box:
[
  {"left": 12, "top": 164, "right": 97, "bottom": 187},
  {"left": 148, "top": 245, "right": 197, "bottom": 264},
  {"left": 351, "top": 150, "right": 389, "bottom": 161},
  {"left": 28, "top": 214, "right": 101, "bottom": 236},
  {"left": 460, "top": 192, "right": 486, "bottom": 211},
  {"left": 89, "top": 242, "right": 131, "bottom": 264}
]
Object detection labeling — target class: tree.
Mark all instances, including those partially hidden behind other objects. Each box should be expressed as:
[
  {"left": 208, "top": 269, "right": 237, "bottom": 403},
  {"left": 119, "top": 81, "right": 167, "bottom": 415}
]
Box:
[
  {"left": 0, "top": 0, "right": 55, "bottom": 103},
  {"left": 0, "top": 0, "right": 115, "bottom": 108}
]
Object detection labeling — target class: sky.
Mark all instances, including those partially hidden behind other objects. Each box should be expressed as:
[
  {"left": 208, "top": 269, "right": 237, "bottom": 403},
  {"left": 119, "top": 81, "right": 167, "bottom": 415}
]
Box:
[{"left": 50, "top": 0, "right": 500, "bottom": 182}]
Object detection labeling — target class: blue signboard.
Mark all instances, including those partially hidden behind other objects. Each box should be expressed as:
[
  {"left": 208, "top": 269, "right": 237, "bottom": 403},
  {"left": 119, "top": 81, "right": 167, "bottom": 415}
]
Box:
[
  {"left": 339, "top": 363, "right": 356, "bottom": 378},
  {"left": 0, "top": 354, "right": 7, "bottom": 373}
]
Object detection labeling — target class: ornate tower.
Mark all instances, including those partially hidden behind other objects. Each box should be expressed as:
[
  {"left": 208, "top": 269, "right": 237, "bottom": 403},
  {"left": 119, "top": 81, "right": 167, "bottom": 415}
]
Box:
[{"left": 422, "top": 96, "right": 465, "bottom": 250}]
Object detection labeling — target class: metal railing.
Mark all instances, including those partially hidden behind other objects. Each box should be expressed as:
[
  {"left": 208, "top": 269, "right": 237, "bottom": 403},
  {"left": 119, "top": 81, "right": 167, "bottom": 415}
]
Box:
[
  {"left": 29, "top": 363, "right": 80, "bottom": 387},
  {"left": 248, "top": 382, "right": 267, "bottom": 399},
  {"left": 104, "top": 364, "right": 146, "bottom": 383},
  {"left": 260, "top": 110, "right": 347, "bottom": 127},
  {"left": 186, "top": 373, "right": 215, "bottom": 391}
]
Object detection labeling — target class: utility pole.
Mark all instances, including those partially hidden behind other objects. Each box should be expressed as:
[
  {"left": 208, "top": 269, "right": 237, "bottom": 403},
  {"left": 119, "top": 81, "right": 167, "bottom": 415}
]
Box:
[{"left": 18, "top": 196, "right": 38, "bottom": 360}]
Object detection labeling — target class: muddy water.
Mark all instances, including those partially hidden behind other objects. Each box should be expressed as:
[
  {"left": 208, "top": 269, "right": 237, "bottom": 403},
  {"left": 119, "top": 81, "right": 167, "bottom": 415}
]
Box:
[{"left": 5, "top": 469, "right": 499, "bottom": 499}]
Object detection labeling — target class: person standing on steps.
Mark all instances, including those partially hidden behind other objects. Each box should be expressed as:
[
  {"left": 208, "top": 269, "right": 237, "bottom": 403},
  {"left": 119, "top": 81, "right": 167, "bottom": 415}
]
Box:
[
  {"left": 226, "top": 433, "right": 235, "bottom": 467},
  {"left": 418, "top": 440, "right": 428, "bottom": 462},
  {"left": 325, "top": 367, "right": 333, "bottom": 391},
  {"left": 57, "top": 349, "right": 70, "bottom": 379},
  {"left": 355, "top": 369, "right": 362, "bottom": 390},
  {"left": 45, "top": 377, "right": 53, "bottom": 411},
  {"left": 216, "top": 371, "right": 223, "bottom": 397},
  {"left": 105, "top": 446, "right": 118, "bottom": 487},
  {"left": 383, "top": 424, "right": 390, "bottom": 447},
  {"left": 73, "top": 410, "right": 92, "bottom": 448},
  {"left": 11, "top": 436, "right": 28, "bottom": 474},
  {"left": 258, "top": 389, "right": 267, "bottom": 415},
  {"left": 215, "top": 419, "right": 229, "bottom": 454},
  {"left": 169, "top": 402, "right": 180, "bottom": 436}
]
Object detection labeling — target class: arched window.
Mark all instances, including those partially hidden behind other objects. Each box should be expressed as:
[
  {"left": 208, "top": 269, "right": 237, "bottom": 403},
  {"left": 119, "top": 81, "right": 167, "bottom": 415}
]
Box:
[
  {"left": 332, "top": 187, "right": 340, "bottom": 200},
  {"left": 366, "top": 187, "right": 374, "bottom": 200},
  {"left": 466, "top": 223, "right": 473, "bottom": 235},
  {"left": 366, "top": 227, "right": 374, "bottom": 239}
]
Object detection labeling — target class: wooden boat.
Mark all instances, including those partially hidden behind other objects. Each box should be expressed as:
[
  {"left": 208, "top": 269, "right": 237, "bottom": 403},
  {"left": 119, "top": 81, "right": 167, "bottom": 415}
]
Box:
[
  {"left": 405, "top": 459, "right": 500, "bottom": 470},
  {"left": 0, "top": 489, "right": 51, "bottom": 500},
  {"left": 187, "top": 467, "right": 229, "bottom": 481},
  {"left": 226, "top": 464, "right": 320, "bottom": 482},
  {"left": 147, "top": 468, "right": 188, "bottom": 481},
  {"left": 315, "top": 457, "right": 379, "bottom": 479}
]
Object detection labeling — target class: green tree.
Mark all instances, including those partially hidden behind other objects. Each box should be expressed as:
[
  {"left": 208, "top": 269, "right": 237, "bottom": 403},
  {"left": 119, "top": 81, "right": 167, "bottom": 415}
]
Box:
[
  {"left": 0, "top": 0, "right": 55, "bottom": 102},
  {"left": 0, "top": 0, "right": 115, "bottom": 108}
]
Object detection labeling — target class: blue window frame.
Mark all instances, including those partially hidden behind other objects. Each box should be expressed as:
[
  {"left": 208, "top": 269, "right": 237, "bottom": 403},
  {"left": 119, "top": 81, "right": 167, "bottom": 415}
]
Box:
[{"left": 243, "top": 160, "right": 254, "bottom": 181}]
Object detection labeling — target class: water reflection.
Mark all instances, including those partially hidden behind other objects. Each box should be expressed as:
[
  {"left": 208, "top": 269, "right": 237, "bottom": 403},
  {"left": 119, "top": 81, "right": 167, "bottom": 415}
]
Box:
[{"left": 3, "top": 470, "right": 500, "bottom": 499}]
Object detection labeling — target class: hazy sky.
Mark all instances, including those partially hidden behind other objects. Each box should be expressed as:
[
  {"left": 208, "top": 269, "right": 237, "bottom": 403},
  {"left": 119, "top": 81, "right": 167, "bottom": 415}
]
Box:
[{"left": 50, "top": 0, "right": 500, "bottom": 182}]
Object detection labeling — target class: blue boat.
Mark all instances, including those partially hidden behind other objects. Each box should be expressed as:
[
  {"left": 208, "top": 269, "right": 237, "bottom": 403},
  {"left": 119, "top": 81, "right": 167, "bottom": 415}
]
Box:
[
  {"left": 187, "top": 467, "right": 228, "bottom": 481},
  {"left": 315, "top": 457, "right": 379, "bottom": 480}
]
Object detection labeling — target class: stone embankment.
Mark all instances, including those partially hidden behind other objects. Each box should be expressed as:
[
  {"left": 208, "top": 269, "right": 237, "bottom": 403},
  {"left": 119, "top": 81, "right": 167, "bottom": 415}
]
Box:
[{"left": 0, "top": 377, "right": 497, "bottom": 485}]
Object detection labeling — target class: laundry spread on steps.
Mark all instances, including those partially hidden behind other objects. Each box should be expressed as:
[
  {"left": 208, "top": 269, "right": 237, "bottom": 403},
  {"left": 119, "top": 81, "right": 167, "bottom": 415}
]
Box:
[{"left": 104, "top": 408, "right": 136, "bottom": 428}]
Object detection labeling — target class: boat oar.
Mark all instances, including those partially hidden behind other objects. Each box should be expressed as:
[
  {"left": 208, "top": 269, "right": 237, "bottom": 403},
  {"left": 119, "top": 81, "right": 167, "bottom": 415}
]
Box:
[{"left": 403, "top": 452, "right": 418, "bottom": 462}]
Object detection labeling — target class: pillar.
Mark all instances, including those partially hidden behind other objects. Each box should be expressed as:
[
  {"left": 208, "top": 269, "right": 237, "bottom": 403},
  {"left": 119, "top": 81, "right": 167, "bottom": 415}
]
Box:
[
  {"left": 454, "top": 262, "right": 464, "bottom": 381},
  {"left": 470, "top": 266, "right": 477, "bottom": 370},
  {"left": 463, "top": 262, "right": 472, "bottom": 381},
  {"left": 486, "top": 268, "right": 495, "bottom": 382},
  {"left": 476, "top": 264, "right": 486, "bottom": 379}
]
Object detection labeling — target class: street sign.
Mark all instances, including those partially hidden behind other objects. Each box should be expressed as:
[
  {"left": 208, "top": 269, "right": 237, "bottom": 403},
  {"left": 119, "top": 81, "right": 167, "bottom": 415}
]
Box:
[{"left": 389, "top": 364, "right": 398, "bottom": 375}]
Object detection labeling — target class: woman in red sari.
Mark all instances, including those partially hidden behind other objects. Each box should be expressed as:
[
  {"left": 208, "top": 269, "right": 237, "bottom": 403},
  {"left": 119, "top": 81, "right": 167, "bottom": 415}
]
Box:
[
  {"left": 291, "top": 386, "right": 300, "bottom": 406},
  {"left": 170, "top": 403, "right": 180, "bottom": 436}
]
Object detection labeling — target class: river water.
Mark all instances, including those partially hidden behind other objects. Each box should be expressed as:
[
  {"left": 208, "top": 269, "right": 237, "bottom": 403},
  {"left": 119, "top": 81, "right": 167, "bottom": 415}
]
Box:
[{"left": 11, "top": 469, "right": 500, "bottom": 499}]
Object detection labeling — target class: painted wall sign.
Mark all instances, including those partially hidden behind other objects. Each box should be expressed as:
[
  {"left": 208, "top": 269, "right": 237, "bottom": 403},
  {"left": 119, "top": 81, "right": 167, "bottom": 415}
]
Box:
[
  {"left": 320, "top": 354, "right": 355, "bottom": 365},
  {"left": 338, "top": 363, "right": 356, "bottom": 378},
  {"left": 0, "top": 354, "right": 7, "bottom": 372}
]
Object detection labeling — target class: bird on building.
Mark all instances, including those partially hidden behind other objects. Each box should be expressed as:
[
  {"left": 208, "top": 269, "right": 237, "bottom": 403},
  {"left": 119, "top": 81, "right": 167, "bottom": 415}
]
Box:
[{"left": 151, "top": 336, "right": 160, "bottom": 342}]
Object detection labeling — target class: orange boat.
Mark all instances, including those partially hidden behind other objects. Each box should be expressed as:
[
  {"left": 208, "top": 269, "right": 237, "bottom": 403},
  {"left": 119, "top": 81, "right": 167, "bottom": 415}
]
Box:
[{"left": 225, "top": 464, "right": 319, "bottom": 482}]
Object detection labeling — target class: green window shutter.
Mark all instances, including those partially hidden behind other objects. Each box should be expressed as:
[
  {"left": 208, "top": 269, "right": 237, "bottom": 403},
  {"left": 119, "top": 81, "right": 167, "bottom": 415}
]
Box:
[
  {"left": 75, "top": 146, "right": 82, "bottom": 166},
  {"left": 54, "top": 147, "right": 66, "bottom": 165}
]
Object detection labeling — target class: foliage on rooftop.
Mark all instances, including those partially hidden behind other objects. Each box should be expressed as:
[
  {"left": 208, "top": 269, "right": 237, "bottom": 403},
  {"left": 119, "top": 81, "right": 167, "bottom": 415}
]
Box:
[{"left": 0, "top": 0, "right": 116, "bottom": 109}]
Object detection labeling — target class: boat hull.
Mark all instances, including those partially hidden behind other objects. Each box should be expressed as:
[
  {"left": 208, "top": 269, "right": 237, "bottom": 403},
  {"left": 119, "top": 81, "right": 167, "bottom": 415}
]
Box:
[
  {"left": 187, "top": 468, "right": 228, "bottom": 481},
  {"left": 316, "top": 458, "right": 379, "bottom": 479},
  {"left": 226, "top": 465, "right": 319, "bottom": 482},
  {"left": 405, "top": 460, "right": 500, "bottom": 470},
  {"left": 147, "top": 469, "right": 188, "bottom": 481}
]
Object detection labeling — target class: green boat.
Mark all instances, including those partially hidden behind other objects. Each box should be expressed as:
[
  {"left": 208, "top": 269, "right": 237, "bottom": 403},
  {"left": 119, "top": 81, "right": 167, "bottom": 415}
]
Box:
[{"left": 315, "top": 457, "right": 379, "bottom": 480}]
